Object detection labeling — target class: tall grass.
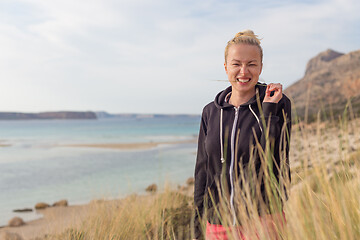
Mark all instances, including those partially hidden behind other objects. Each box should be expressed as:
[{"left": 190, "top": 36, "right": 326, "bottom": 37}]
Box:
[
  {"left": 45, "top": 109, "right": 359, "bottom": 240},
  {"left": 43, "top": 190, "right": 193, "bottom": 240},
  {"left": 283, "top": 105, "right": 360, "bottom": 240}
]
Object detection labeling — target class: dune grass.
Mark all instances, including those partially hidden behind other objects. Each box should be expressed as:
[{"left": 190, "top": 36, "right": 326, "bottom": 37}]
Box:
[
  {"left": 43, "top": 109, "right": 360, "bottom": 240},
  {"left": 43, "top": 189, "right": 194, "bottom": 240}
]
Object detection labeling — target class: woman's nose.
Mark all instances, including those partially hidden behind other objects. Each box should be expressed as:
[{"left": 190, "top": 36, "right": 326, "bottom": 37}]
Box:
[{"left": 240, "top": 65, "right": 248, "bottom": 74}]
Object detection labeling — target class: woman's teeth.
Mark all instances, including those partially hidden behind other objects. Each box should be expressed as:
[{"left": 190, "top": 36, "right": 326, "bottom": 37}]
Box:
[{"left": 236, "top": 78, "right": 250, "bottom": 83}]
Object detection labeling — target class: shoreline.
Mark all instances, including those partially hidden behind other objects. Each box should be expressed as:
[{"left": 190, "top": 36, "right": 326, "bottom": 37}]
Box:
[
  {"left": 60, "top": 138, "right": 197, "bottom": 150},
  {"left": 0, "top": 140, "right": 11, "bottom": 147},
  {"left": 0, "top": 138, "right": 198, "bottom": 239},
  {"left": 0, "top": 203, "right": 91, "bottom": 239}
]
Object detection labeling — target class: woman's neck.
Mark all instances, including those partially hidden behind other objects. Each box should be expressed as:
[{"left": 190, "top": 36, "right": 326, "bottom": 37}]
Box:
[{"left": 229, "top": 88, "right": 256, "bottom": 107}]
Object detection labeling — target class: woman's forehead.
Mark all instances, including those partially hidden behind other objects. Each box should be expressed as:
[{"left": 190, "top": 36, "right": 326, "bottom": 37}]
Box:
[{"left": 226, "top": 44, "right": 262, "bottom": 61}]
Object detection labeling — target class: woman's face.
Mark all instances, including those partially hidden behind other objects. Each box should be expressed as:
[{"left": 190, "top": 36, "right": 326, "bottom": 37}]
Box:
[{"left": 224, "top": 43, "right": 262, "bottom": 95}]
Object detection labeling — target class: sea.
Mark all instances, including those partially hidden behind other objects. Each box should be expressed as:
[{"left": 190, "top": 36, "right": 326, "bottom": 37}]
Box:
[{"left": 0, "top": 116, "right": 200, "bottom": 226}]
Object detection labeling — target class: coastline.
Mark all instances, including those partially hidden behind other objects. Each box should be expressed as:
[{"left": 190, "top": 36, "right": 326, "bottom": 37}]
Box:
[
  {"left": 0, "top": 139, "right": 197, "bottom": 239},
  {"left": 0, "top": 202, "right": 95, "bottom": 239},
  {"left": 61, "top": 138, "right": 197, "bottom": 150}
]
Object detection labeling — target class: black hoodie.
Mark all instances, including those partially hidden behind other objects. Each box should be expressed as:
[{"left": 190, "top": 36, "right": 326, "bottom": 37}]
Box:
[{"left": 194, "top": 83, "right": 291, "bottom": 239}]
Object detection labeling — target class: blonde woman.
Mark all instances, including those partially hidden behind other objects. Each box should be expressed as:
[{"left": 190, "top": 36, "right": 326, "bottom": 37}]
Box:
[{"left": 194, "top": 30, "right": 291, "bottom": 240}]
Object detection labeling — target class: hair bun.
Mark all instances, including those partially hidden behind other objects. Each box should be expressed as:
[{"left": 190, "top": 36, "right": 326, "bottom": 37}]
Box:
[
  {"left": 234, "top": 29, "right": 260, "bottom": 44},
  {"left": 235, "top": 29, "right": 255, "bottom": 37}
]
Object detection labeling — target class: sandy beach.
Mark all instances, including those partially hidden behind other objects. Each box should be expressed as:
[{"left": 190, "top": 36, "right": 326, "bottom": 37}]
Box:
[
  {"left": 0, "top": 204, "right": 90, "bottom": 240},
  {"left": 62, "top": 139, "right": 197, "bottom": 150},
  {"left": 0, "top": 140, "right": 11, "bottom": 147}
]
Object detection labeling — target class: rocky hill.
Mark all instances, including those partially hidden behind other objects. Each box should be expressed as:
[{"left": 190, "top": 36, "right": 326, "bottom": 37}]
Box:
[
  {"left": 284, "top": 49, "right": 360, "bottom": 121},
  {"left": 0, "top": 111, "right": 97, "bottom": 120}
]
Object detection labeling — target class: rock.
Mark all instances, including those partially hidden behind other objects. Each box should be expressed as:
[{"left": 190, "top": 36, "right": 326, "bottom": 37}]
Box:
[
  {"left": 284, "top": 49, "right": 360, "bottom": 121},
  {"left": 304, "top": 49, "right": 343, "bottom": 76},
  {"left": 35, "top": 202, "right": 50, "bottom": 210},
  {"left": 52, "top": 199, "right": 68, "bottom": 207},
  {"left": 12, "top": 208, "right": 32, "bottom": 213},
  {"left": 8, "top": 217, "right": 25, "bottom": 227},
  {"left": 145, "top": 184, "right": 157, "bottom": 193},
  {"left": 186, "top": 177, "right": 194, "bottom": 186},
  {"left": 0, "top": 232, "right": 23, "bottom": 240}
]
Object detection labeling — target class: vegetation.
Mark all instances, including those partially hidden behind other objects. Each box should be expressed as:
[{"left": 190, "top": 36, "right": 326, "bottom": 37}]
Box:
[{"left": 42, "top": 107, "right": 359, "bottom": 240}]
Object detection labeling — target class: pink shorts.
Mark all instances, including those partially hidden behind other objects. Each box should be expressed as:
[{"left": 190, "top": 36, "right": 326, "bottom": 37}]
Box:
[{"left": 205, "top": 212, "right": 286, "bottom": 240}]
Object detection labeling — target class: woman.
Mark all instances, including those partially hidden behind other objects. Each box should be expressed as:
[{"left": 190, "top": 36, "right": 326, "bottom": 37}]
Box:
[{"left": 193, "top": 30, "right": 291, "bottom": 239}]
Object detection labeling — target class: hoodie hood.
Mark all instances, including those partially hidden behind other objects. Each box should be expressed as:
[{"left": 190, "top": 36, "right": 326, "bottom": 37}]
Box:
[{"left": 214, "top": 83, "right": 267, "bottom": 109}]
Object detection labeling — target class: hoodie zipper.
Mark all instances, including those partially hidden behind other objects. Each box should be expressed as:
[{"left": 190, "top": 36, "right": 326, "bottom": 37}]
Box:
[{"left": 229, "top": 106, "right": 239, "bottom": 226}]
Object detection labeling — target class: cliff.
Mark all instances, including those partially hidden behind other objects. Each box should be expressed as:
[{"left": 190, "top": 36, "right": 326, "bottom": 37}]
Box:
[{"left": 284, "top": 49, "right": 360, "bottom": 121}]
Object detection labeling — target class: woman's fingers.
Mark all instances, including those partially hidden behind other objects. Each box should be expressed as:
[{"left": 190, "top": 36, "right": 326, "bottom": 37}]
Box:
[
  {"left": 267, "top": 83, "right": 282, "bottom": 92},
  {"left": 264, "top": 83, "right": 283, "bottom": 103}
]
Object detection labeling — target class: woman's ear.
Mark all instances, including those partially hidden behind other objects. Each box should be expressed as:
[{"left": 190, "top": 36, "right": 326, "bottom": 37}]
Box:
[{"left": 224, "top": 62, "right": 228, "bottom": 74}]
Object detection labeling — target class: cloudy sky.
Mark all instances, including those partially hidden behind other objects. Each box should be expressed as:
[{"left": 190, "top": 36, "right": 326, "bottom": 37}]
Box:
[{"left": 1, "top": 0, "right": 359, "bottom": 114}]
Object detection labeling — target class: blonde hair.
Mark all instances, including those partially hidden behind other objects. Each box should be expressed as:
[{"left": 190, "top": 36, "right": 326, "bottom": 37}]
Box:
[{"left": 224, "top": 29, "right": 263, "bottom": 63}]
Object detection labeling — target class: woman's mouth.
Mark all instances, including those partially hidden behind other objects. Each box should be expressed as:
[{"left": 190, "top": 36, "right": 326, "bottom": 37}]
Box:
[{"left": 236, "top": 78, "right": 251, "bottom": 83}]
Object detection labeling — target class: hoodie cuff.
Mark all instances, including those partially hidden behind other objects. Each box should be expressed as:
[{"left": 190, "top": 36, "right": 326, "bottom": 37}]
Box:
[{"left": 262, "top": 102, "right": 278, "bottom": 117}]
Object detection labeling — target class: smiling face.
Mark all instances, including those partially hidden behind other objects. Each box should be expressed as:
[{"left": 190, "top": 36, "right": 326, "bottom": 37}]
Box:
[{"left": 224, "top": 43, "right": 263, "bottom": 96}]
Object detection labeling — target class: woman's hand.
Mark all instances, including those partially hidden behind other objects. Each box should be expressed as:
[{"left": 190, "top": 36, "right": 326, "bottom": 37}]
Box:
[{"left": 263, "top": 83, "right": 283, "bottom": 103}]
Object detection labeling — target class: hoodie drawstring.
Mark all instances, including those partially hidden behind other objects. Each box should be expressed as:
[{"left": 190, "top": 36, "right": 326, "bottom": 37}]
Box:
[
  {"left": 249, "top": 104, "right": 263, "bottom": 133},
  {"left": 220, "top": 108, "right": 225, "bottom": 164}
]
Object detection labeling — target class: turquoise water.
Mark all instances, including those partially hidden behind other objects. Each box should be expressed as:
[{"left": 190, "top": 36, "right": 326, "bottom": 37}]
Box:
[{"left": 0, "top": 117, "right": 200, "bottom": 226}]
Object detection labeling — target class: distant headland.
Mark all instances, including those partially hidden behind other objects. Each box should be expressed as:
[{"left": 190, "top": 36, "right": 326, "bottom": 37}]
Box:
[
  {"left": 0, "top": 111, "right": 97, "bottom": 120},
  {"left": 0, "top": 111, "right": 200, "bottom": 120},
  {"left": 94, "top": 111, "right": 200, "bottom": 119}
]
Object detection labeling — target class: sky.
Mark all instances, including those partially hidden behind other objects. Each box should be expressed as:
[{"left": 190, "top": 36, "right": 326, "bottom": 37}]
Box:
[{"left": 0, "top": 0, "right": 359, "bottom": 114}]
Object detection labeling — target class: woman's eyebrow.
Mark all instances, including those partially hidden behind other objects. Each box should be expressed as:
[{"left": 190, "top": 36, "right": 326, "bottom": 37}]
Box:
[{"left": 231, "top": 59, "right": 258, "bottom": 63}]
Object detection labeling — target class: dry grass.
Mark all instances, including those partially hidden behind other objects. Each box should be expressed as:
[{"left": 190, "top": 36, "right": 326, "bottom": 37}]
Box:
[
  {"left": 42, "top": 190, "right": 194, "bottom": 240},
  {"left": 40, "top": 109, "right": 359, "bottom": 240}
]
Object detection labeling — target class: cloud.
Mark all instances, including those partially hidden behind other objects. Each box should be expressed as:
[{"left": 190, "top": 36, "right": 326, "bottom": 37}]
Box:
[{"left": 0, "top": 0, "right": 359, "bottom": 113}]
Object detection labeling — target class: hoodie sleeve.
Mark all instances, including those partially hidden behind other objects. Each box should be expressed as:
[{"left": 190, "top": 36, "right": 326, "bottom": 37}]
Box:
[
  {"left": 194, "top": 108, "right": 208, "bottom": 239},
  {"left": 261, "top": 96, "right": 292, "bottom": 186}
]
